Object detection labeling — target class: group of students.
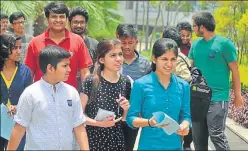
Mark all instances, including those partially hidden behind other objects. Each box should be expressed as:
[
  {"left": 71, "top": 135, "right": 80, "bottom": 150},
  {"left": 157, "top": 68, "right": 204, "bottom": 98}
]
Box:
[{"left": 0, "top": 1, "right": 244, "bottom": 151}]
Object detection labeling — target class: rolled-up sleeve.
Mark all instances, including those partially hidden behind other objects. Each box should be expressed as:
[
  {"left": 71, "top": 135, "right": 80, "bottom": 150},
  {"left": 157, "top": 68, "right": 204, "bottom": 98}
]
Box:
[
  {"left": 14, "top": 90, "right": 33, "bottom": 128},
  {"left": 179, "top": 82, "right": 191, "bottom": 124},
  {"left": 73, "top": 91, "right": 86, "bottom": 128},
  {"left": 126, "top": 81, "right": 143, "bottom": 129}
]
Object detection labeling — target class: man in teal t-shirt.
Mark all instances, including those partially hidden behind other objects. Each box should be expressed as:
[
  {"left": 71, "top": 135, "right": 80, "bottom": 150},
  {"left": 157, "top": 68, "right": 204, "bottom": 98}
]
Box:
[{"left": 188, "top": 12, "right": 244, "bottom": 151}]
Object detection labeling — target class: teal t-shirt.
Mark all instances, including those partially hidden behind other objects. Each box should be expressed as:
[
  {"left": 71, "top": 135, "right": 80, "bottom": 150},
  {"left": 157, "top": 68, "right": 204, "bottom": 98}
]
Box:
[{"left": 188, "top": 35, "right": 237, "bottom": 101}]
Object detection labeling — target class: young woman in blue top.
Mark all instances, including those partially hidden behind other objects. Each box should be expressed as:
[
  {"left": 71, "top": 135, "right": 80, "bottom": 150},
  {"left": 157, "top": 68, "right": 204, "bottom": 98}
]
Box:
[
  {"left": 0, "top": 33, "right": 33, "bottom": 150},
  {"left": 126, "top": 38, "right": 191, "bottom": 150}
]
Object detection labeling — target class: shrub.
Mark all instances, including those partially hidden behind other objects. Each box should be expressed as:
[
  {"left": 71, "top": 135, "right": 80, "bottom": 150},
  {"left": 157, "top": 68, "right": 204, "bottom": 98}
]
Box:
[{"left": 228, "top": 89, "right": 248, "bottom": 128}]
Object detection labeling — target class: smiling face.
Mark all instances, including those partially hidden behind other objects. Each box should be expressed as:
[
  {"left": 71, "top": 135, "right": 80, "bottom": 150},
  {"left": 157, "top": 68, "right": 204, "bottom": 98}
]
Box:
[
  {"left": 152, "top": 49, "right": 177, "bottom": 76},
  {"left": 47, "top": 12, "right": 67, "bottom": 32},
  {"left": 11, "top": 17, "right": 25, "bottom": 34},
  {"left": 180, "top": 29, "right": 192, "bottom": 45},
  {"left": 70, "top": 15, "right": 87, "bottom": 35},
  {"left": 99, "top": 44, "right": 123, "bottom": 72},
  {"left": 8, "top": 39, "right": 22, "bottom": 62}
]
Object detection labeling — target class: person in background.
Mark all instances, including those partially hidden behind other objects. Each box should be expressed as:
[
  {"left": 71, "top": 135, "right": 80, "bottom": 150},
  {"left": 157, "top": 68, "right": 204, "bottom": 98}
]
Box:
[
  {"left": 126, "top": 38, "right": 191, "bottom": 150},
  {"left": 0, "top": 12, "right": 9, "bottom": 35},
  {"left": 0, "top": 33, "right": 33, "bottom": 150},
  {"left": 80, "top": 39, "right": 131, "bottom": 150},
  {"left": 162, "top": 26, "right": 193, "bottom": 150},
  {"left": 9, "top": 12, "right": 33, "bottom": 63},
  {"left": 68, "top": 6, "right": 99, "bottom": 91},
  {"left": 162, "top": 26, "right": 191, "bottom": 82},
  {"left": 189, "top": 12, "right": 244, "bottom": 150},
  {"left": 7, "top": 45, "right": 89, "bottom": 150},
  {"left": 176, "top": 21, "right": 192, "bottom": 56},
  {"left": 116, "top": 23, "right": 151, "bottom": 150},
  {"left": 69, "top": 6, "right": 98, "bottom": 71},
  {"left": 24, "top": 2, "right": 92, "bottom": 90}
]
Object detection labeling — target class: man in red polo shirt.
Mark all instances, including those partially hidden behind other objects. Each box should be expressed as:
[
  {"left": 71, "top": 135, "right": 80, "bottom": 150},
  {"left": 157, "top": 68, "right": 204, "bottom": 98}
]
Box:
[{"left": 25, "top": 2, "right": 92, "bottom": 89}]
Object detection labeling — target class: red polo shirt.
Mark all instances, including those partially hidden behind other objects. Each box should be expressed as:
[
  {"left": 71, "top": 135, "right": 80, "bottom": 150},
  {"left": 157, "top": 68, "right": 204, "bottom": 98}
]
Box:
[{"left": 24, "top": 28, "right": 92, "bottom": 89}]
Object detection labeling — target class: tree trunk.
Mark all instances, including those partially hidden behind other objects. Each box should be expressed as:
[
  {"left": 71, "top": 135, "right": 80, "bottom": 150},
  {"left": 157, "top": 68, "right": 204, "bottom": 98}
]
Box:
[
  {"left": 139, "top": 1, "right": 146, "bottom": 52},
  {"left": 161, "top": 2, "right": 165, "bottom": 28},
  {"left": 145, "top": 1, "right": 150, "bottom": 50},
  {"left": 149, "top": 4, "right": 161, "bottom": 50},
  {"left": 135, "top": 1, "right": 139, "bottom": 29}
]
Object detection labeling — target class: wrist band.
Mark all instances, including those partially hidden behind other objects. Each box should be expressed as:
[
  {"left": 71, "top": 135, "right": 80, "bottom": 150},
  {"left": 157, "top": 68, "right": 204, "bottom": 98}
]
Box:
[{"left": 148, "top": 119, "right": 152, "bottom": 127}]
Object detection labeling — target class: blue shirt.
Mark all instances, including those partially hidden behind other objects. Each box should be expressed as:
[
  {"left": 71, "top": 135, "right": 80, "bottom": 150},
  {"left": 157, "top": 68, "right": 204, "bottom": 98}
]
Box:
[
  {"left": 0, "top": 63, "right": 33, "bottom": 105},
  {"left": 126, "top": 72, "right": 191, "bottom": 150},
  {"left": 122, "top": 51, "right": 151, "bottom": 81}
]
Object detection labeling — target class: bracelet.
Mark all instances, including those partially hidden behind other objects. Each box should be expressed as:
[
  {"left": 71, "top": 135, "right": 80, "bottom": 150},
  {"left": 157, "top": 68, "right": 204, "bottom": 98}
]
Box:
[{"left": 148, "top": 119, "right": 152, "bottom": 127}]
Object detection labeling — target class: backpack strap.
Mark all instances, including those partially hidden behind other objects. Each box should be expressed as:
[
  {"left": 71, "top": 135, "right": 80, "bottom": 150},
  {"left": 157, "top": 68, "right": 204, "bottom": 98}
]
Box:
[{"left": 178, "top": 55, "right": 191, "bottom": 70}]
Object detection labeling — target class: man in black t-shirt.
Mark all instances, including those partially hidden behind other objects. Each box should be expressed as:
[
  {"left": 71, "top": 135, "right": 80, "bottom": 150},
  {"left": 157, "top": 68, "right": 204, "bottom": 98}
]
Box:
[{"left": 69, "top": 6, "right": 98, "bottom": 73}]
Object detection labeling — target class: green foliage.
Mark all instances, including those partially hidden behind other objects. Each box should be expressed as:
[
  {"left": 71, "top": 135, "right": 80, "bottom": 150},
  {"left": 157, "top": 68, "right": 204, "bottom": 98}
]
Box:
[
  {"left": 140, "top": 49, "right": 152, "bottom": 62},
  {"left": 64, "top": 1, "right": 123, "bottom": 40}
]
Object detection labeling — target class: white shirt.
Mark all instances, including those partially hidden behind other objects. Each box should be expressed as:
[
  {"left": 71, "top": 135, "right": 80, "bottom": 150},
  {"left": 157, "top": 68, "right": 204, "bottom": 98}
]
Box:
[{"left": 14, "top": 78, "right": 86, "bottom": 150}]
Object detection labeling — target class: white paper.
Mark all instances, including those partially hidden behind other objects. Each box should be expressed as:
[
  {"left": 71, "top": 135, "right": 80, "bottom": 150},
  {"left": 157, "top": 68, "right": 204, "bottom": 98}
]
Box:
[
  {"left": 152, "top": 111, "right": 180, "bottom": 135},
  {"left": 95, "top": 108, "right": 115, "bottom": 121}
]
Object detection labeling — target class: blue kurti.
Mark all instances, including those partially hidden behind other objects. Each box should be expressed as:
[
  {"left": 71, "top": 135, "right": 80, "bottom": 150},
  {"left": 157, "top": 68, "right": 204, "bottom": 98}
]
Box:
[
  {"left": 0, "top": 63, "right": 33, "bottom": 105},
  {"left": 126, "top": 72, "right": 191, "bottom": 150}
]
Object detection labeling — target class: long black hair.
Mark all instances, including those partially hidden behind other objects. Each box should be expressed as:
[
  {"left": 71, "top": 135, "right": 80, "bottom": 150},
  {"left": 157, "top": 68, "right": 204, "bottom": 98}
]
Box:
[
  {"left": 151, "top": 38, "right": 178, "bottom": 72},
  {"left": 0, "top": 33, "right": 21, "bottom": 71}
]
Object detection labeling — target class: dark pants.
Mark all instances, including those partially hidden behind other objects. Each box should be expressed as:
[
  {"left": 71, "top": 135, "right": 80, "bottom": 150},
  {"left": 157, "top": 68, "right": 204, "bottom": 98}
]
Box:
[
  {"left": 183, "top": 128, "right": 193, "bottom": 148},
  {"left": 0, "top": 137, "right": 7, "bottom": 150},
  {"left": 122, "top": 121, "right": 139, "bottom": 150},
  {"left": 0, "top": 134, "right": 26, "bottom": 151},
  {"left": 192, "top": 101, "right": 230, "bottom": 150}
]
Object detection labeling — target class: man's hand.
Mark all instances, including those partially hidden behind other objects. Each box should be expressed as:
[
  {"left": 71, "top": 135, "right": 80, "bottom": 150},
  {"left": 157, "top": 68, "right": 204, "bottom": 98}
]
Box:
[{"left": 234, "top": 94, "right": 244, "bottom": 108}]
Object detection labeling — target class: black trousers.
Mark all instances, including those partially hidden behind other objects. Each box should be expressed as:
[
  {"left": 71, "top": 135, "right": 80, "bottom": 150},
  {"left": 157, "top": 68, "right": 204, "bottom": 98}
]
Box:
[
  {"left": 183, "top": 128, "right": 193, "bottom": 147},
  {"left": 122, "top": 121, "right": 139, "bottom": 150},
  {"left": 0, "top": 137, "right": 7, "bottom": 151}
]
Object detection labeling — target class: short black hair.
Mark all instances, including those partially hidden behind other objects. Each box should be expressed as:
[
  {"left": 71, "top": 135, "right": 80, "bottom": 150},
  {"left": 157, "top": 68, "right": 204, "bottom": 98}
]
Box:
[
  {"left": 0, "top": 33, "right": 21, "bottom": 71},
  {"left": 162, "top": 26, "right": 181, "bottom": 47},
  {"left": 176, "top": 21, "right": 192, "bottom": 33},
  {"left": 9, "top": 12, "right": 25, "bottom": 24},
  {"left": 44, "top": 2, "right": 69, "bottom": 18},
  {"left": 39, "top": 45, "right": 71, "bottom": 74},
  {"left": 116, "top": 24, "right": 138, "bottom": 39},
  {"left": 0, "top": 12, "right": 8, "bottom": 20},
  {"left": 68, "top": 6, "right": 89, "bottom": 23},
  {"left": 192, "top": 12, "right": 216, "bottom": 32}
]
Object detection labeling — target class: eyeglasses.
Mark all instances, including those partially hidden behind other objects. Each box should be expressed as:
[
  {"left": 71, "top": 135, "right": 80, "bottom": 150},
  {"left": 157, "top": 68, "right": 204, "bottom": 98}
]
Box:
[
  {"left": 12, "top": 21, "right": 27, "bottom": 25},
  {"left": 71, "top": 20, "right": 86, "bottom": 25}
]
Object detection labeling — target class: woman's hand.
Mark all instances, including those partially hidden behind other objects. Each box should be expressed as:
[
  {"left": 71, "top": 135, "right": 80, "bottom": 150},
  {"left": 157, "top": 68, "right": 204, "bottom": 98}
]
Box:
[
  {"left": 177, "top": 122, "right": 190, "bottom": 136},
  {"left": 7, "top": 105, "right": 17, "bottom": 116},
  {"left": 116, "top": 96, "right": 130, "bottom": 112},
  {"left": 148, "top": 117, "right": 168, "bottom": 128},
  {"left": 98, "top": 116, "right": 122, "bottom": 128}
]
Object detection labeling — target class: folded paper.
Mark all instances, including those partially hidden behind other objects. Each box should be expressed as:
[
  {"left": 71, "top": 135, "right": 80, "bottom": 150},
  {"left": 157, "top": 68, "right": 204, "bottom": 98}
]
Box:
[{"left": 152, "top": 111, "right": 180, "bottom": 135}]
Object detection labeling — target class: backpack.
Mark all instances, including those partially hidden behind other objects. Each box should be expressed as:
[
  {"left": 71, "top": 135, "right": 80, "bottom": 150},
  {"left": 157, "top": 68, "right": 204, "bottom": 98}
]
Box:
[{"left": 179, "top": 55, "right": 212, "bottom": 122}]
